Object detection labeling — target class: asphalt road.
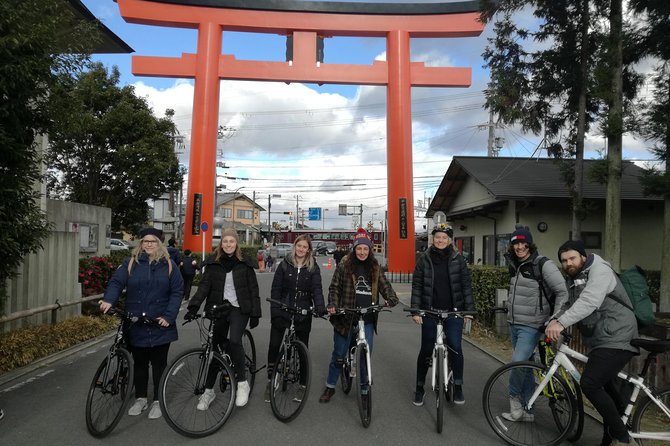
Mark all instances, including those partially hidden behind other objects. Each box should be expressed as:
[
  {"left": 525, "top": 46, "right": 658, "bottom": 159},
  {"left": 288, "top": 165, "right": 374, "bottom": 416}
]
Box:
[{"left": 0, "top": 257, "right": 602, "bottom": 445}]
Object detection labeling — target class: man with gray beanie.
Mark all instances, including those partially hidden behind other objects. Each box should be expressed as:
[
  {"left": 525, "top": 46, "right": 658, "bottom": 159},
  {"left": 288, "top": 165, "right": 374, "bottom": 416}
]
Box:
[{"left": 546, "top": 240, "right": 639, "bottom": 446}]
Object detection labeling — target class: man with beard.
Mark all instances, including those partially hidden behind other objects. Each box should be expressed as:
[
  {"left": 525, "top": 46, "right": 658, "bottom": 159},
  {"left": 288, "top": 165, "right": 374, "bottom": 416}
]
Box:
[{"left": 546, "top": 240, "right": 639, "bottom": 446}]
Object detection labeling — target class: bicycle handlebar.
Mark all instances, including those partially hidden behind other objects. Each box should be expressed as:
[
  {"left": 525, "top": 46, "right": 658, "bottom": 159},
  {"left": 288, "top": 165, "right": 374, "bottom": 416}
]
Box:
[
  {"left": 333, "top": 304, "right": 389, "bottom": 316},
  {"left": 403, "top": 308, "right": 477, "bottom": 319},
  {"left": 107, "top": 308, "right": 161, "bottom": 325},
  {"left": 266, "top": 297, "right": 315, "bottom": 316}
]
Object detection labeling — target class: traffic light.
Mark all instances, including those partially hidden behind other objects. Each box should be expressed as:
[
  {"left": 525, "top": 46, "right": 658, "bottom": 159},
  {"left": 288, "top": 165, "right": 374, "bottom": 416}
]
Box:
[{"left": 283, "top": 211, "right": 293, "bottom": 216}]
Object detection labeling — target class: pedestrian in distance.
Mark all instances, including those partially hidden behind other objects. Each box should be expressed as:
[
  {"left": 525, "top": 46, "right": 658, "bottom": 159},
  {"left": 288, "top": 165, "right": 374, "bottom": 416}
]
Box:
[
  {"left": 265, "top": 235, "right": 327, "bottom": 402},
  {"left": 545, "top": 240, "right": 639, "bottom": 446},
  {"left": 180, "top": 249, "right": 198, "bottom": 301},
  {"left": 502, "top": 226, "right": 568, "bottom": 422},
  {"left": 167, "top": 237, "right": 182, "bottom": 268},
  {"left": 265, "top": 253, "right": 274, "bottom": 272},
  {"left": 185, "top": 227, "right": 262, "bottom": 409},
  {"left": 410, "top": 223, "right": 475, "bottom": 406},
  {"left": 99, "top": 227, "right": 184, "bottom": 420},
  {"left": 319, "top": 228, "right": 399, "bottom": 403}
]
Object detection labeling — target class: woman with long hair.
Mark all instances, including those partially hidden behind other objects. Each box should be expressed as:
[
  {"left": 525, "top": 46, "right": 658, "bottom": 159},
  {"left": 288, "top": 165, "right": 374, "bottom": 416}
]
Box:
[
  {"left": 319, "top": 228, "right": 398, "bottom": 403},
  {"left": 186, "top": 228, "right": 261, "bottom": 408},
  {"left": 265, "top": 235, "right": 326, "bottom": 402},
  {"left": 100, "top": 227, "right": 183, "bottom": 420}
]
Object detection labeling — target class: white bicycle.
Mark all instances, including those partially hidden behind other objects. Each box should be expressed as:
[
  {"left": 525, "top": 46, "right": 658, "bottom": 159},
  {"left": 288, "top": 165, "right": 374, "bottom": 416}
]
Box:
[{"left": 483, "top": 332, "right": 670, "bottom": 446}]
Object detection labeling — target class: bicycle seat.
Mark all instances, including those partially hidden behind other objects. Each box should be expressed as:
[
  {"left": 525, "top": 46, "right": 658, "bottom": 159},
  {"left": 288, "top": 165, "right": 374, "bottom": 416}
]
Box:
[{"left": 631, "top": 338, "right": 670, "bottom": 354}]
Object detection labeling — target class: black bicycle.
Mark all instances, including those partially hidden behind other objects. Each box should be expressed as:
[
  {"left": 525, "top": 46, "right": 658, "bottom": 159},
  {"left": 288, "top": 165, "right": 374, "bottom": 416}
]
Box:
[
  {"left": 266, "top": 298, "right": 317, "bottom": 422},
  {"left": 159, "top": 307, "right": 258, "bottom": 438},
  {"left": 85, "top": 308, "right": 155, "bottom": 438},
  {"left": 334, "top": 304, "right": 388, "bottom": 428}
]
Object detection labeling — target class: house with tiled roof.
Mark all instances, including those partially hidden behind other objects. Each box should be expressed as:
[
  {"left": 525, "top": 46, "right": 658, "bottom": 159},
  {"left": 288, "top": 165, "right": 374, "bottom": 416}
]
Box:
[{"left": 426, "top": 156, "right": 663, "bottom": 270}]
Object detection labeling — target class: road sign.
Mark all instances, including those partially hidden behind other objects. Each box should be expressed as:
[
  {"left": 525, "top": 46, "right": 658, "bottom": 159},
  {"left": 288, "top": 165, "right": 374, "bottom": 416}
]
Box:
[
  {"left": 308, "top": 207, "right": 321, "bottom": 221},
  {"left": 201, "top": 221, "right": 209, "bottom": 232}
]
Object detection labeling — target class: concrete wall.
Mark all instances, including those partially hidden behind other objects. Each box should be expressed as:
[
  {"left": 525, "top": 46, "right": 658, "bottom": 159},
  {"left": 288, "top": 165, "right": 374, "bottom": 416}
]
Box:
[{"left": 46, "top": 199, "right": 112, "bottom": 255}]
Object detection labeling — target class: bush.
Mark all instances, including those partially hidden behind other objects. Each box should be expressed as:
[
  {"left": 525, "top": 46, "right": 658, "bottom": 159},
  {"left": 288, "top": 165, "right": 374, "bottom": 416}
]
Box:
[
  {"left": 0, "top": 315, "right": 118, "bottom": 372},
  {"left": 79, "top": 256, "right": 116, "bottom": 296},
  {"left": 470, "top": 265, "right": 509, "bottom": 328}
]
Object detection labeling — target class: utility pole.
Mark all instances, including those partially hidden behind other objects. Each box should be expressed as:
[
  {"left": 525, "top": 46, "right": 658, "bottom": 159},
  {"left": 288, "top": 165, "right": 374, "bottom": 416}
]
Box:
[{"left": 295, "top": 195, "right": 300, "bottom": 228}]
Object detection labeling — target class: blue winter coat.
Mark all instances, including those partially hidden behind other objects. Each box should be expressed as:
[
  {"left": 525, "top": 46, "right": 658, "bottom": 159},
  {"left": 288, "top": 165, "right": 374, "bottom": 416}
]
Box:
[{"left": 103, "top": 253, "right": 183, "bottom": 348}]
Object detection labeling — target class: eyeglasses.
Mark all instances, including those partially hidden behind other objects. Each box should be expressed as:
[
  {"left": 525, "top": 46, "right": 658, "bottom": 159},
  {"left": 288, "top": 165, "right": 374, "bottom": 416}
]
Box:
[{"left": 142, "top": 239, "right": 159, "bottom": 245}]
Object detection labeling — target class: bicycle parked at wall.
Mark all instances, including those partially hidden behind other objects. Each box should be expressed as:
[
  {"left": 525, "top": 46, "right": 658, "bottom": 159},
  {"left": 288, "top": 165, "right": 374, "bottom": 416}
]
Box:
[
  {"left": 404, "top": 307, "right": 476, "bottom": 433},
  {"left": 266, "top": 298, "right": 320, "bottom": 422},
  {"left": 334, "top": 304, "right": 388, "bottom": 428},
  {"left": 482, "top": 331, "right": 670, "bottom": 446},
  {"left": 158, "top": 306, "right": 258, "bottom": 438},
  {"left": 85, "top": 308, "right": 155, "bottom": 438}
]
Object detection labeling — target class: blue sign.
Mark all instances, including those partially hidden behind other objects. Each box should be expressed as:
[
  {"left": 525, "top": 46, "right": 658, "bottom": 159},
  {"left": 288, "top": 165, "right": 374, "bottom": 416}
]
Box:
[
  {"left": 308, "top": 207, "right": 321, "bottom": 221},
  {"left": 201, "top": 221, "right": 209, "bottom": 232}
]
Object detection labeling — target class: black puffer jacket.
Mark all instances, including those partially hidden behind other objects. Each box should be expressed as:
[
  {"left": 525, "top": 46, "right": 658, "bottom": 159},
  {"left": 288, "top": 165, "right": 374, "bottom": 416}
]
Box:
[
  {"left": 411, "top": 246, "right": 474, "bottom": 311},
  {"left": 270, "top": 258, "right": 325, "bottom": 324},
  {"left": 188, "top": 254, "right": 261, "bottom": 318}
]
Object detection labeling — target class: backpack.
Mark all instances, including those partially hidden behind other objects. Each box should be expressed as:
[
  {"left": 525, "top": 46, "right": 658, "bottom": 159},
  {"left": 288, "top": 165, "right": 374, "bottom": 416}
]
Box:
[
  {"left": 509, "top": 255, "right": 556, "bottom": 313},
  {"left": 608, "top": 265, "right": 655, "bottom": 328}
]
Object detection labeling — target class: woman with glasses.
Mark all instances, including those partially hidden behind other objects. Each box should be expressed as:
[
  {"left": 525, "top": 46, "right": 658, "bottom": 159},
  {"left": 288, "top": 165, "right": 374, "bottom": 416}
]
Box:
[{"left": 99, "top": 227, "right": 184, "bottom": 420}]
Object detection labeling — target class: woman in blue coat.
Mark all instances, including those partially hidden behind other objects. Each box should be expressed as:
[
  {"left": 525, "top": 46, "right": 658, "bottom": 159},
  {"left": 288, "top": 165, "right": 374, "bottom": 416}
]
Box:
[{"left": 100, "top": 227, "right": 183, "bottom": 420}]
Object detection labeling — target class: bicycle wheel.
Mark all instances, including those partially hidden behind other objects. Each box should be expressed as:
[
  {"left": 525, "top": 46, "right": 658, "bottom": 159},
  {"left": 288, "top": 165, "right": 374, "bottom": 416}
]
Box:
[
  {"left": 631, "top": 386, "right": 670, "bottom": 445},
  {"left": 242, "top": 329, "right": 257, "bottom": 392},
  {"left": 341, "top": 354, "right": 353, "bottom": 395},
  {"left": 85, "top": 348, "right": 133, "bottom": 438},
  {"left": 435, "top": 348, "right": 445, "bottom": 433},
  {"left": 565, "top": 378, "right": 584, "bottom": 443},
  {"left": 270, "top": 340, "right": 311, "bottom": 422},
  {"left": 482, "top": 361, "right": 576, "bottom": 446},
  {"left": 159, "top": 348, "right": 235, "bottom": 438},
  {"left": 355, "top": 344, "right": 372, "bottom": 428}
]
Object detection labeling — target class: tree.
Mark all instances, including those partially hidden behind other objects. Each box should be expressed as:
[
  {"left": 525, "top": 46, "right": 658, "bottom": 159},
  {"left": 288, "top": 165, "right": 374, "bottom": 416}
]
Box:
[
  {"left": 0, "top": 0, "right": 96, "bottom": 305},
  {"left": 46, "top": 63, "right": 184, "bottom": 234},
  {"left": 629, "top": 0, "right": 670, "bottom": 310}
]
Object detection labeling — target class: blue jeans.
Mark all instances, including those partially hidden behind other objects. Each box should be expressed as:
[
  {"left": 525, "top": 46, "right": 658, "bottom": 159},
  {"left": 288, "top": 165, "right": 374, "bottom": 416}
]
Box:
[
  {"left": 508, "top": 324, "right": 543, "bottom": 401},
  {"left": 326, "top": 324, "right": 374, "bottom": 388},
  {"left": 416, "top": 316, "right": 465, "bottom": 386}
]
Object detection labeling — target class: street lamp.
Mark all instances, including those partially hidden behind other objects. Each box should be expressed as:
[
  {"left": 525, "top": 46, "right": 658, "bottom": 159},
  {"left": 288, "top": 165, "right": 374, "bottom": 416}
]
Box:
[{"left": 230, "top": 186, "right": 244, "bottom": 228}]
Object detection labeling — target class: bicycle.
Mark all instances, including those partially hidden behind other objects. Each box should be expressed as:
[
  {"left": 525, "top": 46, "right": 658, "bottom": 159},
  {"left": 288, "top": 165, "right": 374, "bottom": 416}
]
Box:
[
  {"left": 266, "top": 298, "right": 317, "bottom": 422},
  {"left": 158, "top": 306, "right": 258, "bottom": 438},
  {"left": 482, "top": 332, "right": 670, "bottom": 446},
  {"left": 334, "top": 304, "right": 388, "bottom": 428},
  {"left": 85, "top": 308, "right": 154, "bottom": 438},
  {"left": 404, "top": 308, "right": 476, "bottom": 433}
]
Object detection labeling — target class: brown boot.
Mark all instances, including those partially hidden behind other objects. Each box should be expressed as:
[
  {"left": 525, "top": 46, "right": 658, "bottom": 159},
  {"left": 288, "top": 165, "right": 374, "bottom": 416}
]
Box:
[{"left": 319, "top": 387, "right": 335, "bottom": 403}]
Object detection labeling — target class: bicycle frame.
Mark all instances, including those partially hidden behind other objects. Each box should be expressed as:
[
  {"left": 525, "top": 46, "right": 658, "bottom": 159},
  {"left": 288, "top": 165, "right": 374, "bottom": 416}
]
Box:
[
  {"left": 351, "top": 314, "right": 373, "bottom": 386},
  {"left": 431, "top": 320, "right": 448, "bottom": 393},
  {"left": 529, "top": 337, "right": 670, "bottom": 442}
]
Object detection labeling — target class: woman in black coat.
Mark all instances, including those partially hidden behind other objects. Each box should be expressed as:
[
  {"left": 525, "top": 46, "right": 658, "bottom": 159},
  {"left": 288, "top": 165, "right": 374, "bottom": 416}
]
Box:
[
  {"left": 265, "top": 235, "right": 326, "bottom": 402},
  {"left": 186, "top": 228, "right": 261, "bottom": 409}
]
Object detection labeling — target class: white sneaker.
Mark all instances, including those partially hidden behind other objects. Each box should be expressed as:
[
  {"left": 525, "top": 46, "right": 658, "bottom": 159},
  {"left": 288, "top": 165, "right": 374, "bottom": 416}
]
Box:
[
  {"left": 148, "top": 401, "right": 162, "bottom": 419},
  {"left": 197, "top": 388, "right": 216, "bottom": 411},
  {"left": 236, "top": 380, "right": 250, "bottom": 407},
  {"left": 128, "top": 397, "right": 148, "bottom": 416}
]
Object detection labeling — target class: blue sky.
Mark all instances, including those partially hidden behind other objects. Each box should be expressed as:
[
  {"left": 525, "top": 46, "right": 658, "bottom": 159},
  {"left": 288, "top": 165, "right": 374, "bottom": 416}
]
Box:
[{"left": 83, "top": 0, "right": 653, "bottom": 230}]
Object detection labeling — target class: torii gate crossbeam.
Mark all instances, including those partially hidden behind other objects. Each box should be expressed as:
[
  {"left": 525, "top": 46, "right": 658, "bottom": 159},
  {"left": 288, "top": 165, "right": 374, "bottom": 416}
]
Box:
[{"left": 117, "top": 0, "right": 484, "bottom": 272}]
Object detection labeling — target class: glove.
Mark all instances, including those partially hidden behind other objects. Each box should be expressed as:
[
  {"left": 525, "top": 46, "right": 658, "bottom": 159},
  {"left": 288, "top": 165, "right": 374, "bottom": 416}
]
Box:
[
  {"left": 184, "top": 309, "right": 197, "bottom": 321},
  {"left": 315, "top": 306, "right": 327, "bottom": 317},
  {"left": 249, "top": 317, "right": 259, "bottom": 329}
]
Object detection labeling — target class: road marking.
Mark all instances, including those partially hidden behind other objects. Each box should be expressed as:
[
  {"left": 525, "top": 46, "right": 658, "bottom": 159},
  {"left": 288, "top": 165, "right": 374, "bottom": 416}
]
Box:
[{"left": 2, "top": 369, "right": 55, "bottom": 392}]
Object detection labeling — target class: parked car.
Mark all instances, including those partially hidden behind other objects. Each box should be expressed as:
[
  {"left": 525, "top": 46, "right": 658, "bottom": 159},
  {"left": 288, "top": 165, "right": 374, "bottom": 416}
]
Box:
[
  {"left": 267, "top": 243, "right": 292, "bottom": 261},
  {"left": 110, "top": 238, "right": 131, "bottom": 251},
  {"left": 312, "top": 240, "right": 337, "bottom": 255}
]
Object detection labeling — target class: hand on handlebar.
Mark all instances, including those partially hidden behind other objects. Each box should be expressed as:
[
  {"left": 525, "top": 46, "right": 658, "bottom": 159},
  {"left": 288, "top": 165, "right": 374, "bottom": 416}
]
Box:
[
  {"left": 99, "top": 300, "right": 112, "bottom": 314},
  {"left": 412, "top": 314, "right": 423, "bottom": 325},
  {"left": 156, "top": 316, "right": 170, "bottom": 327},
  {"left": 545, "top": 319, "right": 564, "bottom": 342},
  {"left": 326, "top": 304, "right": 337, "bottom": 316}
]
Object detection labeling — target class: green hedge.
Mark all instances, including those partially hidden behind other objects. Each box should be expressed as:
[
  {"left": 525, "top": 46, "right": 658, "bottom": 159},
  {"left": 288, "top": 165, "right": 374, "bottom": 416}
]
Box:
[{"left": 470, "top": 265, "right": 509, "bottom": 328}]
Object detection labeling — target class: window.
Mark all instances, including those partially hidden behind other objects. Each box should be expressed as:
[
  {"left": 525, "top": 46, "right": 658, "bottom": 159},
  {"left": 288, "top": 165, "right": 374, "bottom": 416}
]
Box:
[
  {"left": 237, "top": 209, "right": 253, "bottom": 220},
  {"left": 222, "top": 208, "right": 232, "bottom": 218},
  {"left": 455, "top": 237, "right": 474, "bottom": 264},
  {"left": 483, "top": 233, "right": 511, "bottom": 266},
  {"left": 569, "top": 231, "right": 602, "bottom": 249}
]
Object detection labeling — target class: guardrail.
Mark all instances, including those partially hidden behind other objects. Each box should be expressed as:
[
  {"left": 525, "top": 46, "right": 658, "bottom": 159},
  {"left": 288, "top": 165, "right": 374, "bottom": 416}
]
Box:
[{"left": 0, "top": 293, "right": 104, "bottom": 326}]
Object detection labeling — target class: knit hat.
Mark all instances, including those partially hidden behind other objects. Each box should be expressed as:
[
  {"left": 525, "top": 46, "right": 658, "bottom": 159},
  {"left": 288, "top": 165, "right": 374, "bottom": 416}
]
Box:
[
  {"left": 352, "top": 227, "right": 373, "bottom": 249},
  {"left": 431, "top": 223, "right": 453, "bottom": 238},
  {"left": 139, "top": 227, "right": 163, "bottom": 241},
  {"left": 221, "top": 227, "right": 238, "bottom": 242},
  {"left": 511, "top": 227, "right": 533, "bottom": 245},
  {"left": 557, "top": 240, "right": 587, "bottom": 261}
]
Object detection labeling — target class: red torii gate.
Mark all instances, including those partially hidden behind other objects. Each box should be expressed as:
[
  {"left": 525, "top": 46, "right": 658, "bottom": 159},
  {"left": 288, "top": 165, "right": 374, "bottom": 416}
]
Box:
[{"left": 116, "top": 0, "right": 484, "bottom": 272}]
